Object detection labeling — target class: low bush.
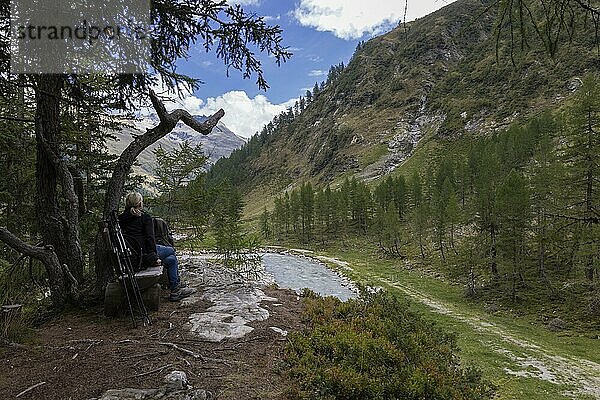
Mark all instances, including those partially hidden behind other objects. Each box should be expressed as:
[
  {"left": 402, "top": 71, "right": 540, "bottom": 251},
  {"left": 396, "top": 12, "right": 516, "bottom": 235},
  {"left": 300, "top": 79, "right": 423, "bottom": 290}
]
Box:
[{"left": 284, "top": 291, "right": 495, "bottom": 399}]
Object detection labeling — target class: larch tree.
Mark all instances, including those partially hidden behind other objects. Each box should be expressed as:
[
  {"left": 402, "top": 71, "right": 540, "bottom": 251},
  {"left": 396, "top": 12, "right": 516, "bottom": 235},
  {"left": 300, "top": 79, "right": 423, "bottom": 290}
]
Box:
[
  {"left": 154, "top": 141, "right": 208, "bottom": 225},
  {"left": 560, "top": 75, "right": 600, "bottom": 282},
  {"left": 497, "top": 170, "right": 531, "bottom": 301}
]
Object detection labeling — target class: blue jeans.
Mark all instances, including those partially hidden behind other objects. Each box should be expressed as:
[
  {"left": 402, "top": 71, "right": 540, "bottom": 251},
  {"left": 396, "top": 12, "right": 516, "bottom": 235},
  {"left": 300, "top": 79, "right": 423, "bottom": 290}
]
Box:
[{"left": 156, "top": 245, "right": 179, "bottom": 290}]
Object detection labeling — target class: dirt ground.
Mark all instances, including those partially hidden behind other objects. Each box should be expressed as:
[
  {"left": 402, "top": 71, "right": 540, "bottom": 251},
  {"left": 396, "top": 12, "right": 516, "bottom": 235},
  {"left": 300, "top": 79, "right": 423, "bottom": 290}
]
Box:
[{"left": 0, "top": 286, "right": 305, "bottom": 400}]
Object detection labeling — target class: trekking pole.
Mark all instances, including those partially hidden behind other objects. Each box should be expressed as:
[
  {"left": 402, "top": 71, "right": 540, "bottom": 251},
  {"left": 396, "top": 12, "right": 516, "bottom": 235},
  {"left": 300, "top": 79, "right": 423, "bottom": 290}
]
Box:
[
  {"left": 105, "top": 217, "right": 137, "bottom": 327},
  {"left": 110, "top": 211, "right": 151, "bottom": 327},
  {"left": 109, "top": 211, "right": 152, "bottom": 327}
]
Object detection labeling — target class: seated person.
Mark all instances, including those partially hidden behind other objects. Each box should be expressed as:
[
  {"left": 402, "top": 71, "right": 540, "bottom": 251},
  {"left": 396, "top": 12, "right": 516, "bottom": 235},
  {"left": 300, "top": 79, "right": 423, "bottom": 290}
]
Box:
[{"left": 118, "top": 192, "right": 194, "bottom": 302}]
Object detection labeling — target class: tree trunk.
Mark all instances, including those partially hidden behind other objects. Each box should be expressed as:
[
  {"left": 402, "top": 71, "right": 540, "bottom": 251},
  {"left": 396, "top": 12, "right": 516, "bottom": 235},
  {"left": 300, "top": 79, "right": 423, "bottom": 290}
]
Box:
[
  {"left": 0, "top": 228, "right": 70, "bottom": 308},
  {"left": 35, "top": 75, "right": 84, "bottom": 288},
  {"left": 538, "top": 209, "right": 546, "bottom": 278},
  {"left": 490, "top": 224, "right": 498, "bottom": 276}
]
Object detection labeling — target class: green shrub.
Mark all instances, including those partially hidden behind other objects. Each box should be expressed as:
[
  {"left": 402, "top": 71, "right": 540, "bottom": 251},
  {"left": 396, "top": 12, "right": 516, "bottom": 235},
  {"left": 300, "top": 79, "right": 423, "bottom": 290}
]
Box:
[{"left": 284, "top": 291, "right": 495, "bottom": 400}]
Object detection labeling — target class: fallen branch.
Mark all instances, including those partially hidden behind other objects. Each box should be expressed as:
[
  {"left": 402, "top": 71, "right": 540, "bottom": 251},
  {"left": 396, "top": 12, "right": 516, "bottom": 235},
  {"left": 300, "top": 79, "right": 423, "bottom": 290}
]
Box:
[
  {"left": 121, "top": 351, "right": 168, "bottom": 360},
  {"left": 127, "top": 363, "right": 172, "bottom": 379},
  {"left": 159, "top": 342, "right": 205, "bottom": 361},
  {"left": 16, "top": 381, "right": 46, "bottom": 398}
]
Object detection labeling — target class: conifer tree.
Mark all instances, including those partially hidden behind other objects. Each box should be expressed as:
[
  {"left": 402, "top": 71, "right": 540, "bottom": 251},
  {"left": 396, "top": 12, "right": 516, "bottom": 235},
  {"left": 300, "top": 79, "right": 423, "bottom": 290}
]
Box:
[
  {"left": 300, "top": 182, "right": 315, "bottom": 242},
  {"left": 433, "top": 160, "right": 455, "bottom": 261},
  {"left": 497, "top": 170, "right": 530, "bottom": 301},
  {"left": 260, "top": 207, "right": 271, "bottom": 240},
  {"left": 410, "top": 172, "right": 428, "bottom": 259},
  {"left": 314, "top": 189, "right": 328, "bottom": 245},
  {"left": 528, "top": 113, "right": 560, "bottom": 282},
  {"left": 154, "top": 142, "right": 208, "bottom": 225},
  {"left": 561, "top": 75, "right": 600, "bottom": 282},
  {"left": 472, "top": 143, "right": 501, "bottom": 277}
]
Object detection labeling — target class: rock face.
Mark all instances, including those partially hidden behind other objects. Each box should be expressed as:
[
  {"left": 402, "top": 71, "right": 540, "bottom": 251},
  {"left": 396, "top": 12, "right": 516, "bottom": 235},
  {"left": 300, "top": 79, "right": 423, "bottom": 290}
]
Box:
[
  {"left": 179, "top": 259, "right": 277, "bottom": 342},
  {"left": 94, "top": 371, "right": 208, "bottom": 400}
]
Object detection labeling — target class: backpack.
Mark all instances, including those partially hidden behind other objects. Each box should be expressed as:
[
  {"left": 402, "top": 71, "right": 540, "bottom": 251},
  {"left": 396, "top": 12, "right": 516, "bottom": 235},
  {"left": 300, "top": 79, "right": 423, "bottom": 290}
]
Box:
[{"left": 153, "top": 217, "right": 175, "bottom": 247}]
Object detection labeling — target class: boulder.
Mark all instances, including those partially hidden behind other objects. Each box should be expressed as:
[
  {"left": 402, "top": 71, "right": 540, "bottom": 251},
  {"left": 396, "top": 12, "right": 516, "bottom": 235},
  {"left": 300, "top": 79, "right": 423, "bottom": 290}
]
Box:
[{"left": 547, "top": 318, "right": 568, "bottom": 332}]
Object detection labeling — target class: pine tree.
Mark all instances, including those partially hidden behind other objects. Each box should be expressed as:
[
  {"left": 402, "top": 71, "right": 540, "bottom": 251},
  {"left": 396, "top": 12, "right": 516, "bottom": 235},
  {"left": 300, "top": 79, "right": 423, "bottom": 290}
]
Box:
[
  {"left": 528, "top": 113, "right": 560, "bottom": 283},
  {"left": 313, "top": 82, "right": 320, "bottom": 99},
  {"left": 497, "top": 170, "right": 530, "bottom": 301},
  {"left": 300, "top": 182, "right": 315, "bottom": 242},
  {"left": 154, "top": 142, "right": 208, "bottom": 225},
  {"left": 290, "top": 190, "right": 302, "bottom": 239},
  {"left": 314, "top": 189, "right": 328, "bottom": 245},
  {"left": 410, "top": 172, "right": 428, "bottom": 259},
  {"left": 260, "top": 207, "right": 271, "bottom": 240},
  {"left": 473, "top": 143, "right": 501, "bottom": 277},
  {"left": 561, "top": 75, "right": 600, "bottom": 282},
  {"left": 433, "top": 159, "right": 455, "bottom": 262}
]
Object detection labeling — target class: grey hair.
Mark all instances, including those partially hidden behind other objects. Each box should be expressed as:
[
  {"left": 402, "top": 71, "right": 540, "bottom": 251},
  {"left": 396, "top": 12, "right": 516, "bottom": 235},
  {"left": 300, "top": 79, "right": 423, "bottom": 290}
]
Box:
[{"left": 125, "top": 192, "right": 143, "bottom": 217}]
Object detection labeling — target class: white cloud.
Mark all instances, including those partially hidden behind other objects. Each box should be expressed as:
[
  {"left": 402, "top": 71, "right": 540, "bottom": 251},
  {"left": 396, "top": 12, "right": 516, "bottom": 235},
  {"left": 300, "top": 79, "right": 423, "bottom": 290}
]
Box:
[
  {"left": 293, "top": 0, "right": 456, "bottom": 40},
  {"left": 232, "top": 0, "right": 260, "bottom": 5},
  {"left": 139, "top": 78, "right": 294, "bottom": 138},
  {"left": 263, "top": 14, "right": 281, "bottom": 22},
  {"left": 309, "top": 69, "right": 326, "bottom": 77},
  {"left": 195, "top": 91, "right": 296, "bottom": 138}
]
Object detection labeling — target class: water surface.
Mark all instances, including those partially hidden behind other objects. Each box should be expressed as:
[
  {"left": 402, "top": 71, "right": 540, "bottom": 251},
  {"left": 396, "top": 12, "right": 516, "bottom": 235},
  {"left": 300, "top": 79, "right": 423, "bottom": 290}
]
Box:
[{"left": 261, "top": 253, "right": 357, "bottom": 301}]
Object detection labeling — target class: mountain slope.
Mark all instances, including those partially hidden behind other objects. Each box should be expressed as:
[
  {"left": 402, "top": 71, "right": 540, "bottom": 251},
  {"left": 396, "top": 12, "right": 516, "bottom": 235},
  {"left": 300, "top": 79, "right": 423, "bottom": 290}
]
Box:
[
  {"left": 107, "top": 115, "right": 245, "bottom": 190},
  {"left": 208, "top": 0, "right": 598, "bottom": 211}
]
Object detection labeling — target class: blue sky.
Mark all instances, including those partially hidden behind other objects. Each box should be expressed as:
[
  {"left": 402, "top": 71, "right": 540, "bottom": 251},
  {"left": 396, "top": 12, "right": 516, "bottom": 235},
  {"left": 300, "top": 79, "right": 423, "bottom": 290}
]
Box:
[{"left": 162, "top": 0, "right": 456, "bottom": 138}]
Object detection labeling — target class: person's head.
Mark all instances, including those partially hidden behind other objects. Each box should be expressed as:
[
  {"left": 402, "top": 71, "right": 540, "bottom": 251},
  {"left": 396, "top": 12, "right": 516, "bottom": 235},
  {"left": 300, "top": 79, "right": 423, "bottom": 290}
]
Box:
[{"left": 125, "top": 192, "right": 143, "bottom": 217}]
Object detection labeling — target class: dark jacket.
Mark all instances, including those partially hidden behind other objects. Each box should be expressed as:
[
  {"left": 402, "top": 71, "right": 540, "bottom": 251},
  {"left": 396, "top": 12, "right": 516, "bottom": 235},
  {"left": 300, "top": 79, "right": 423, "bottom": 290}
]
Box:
[{"left": 118, "top": 210, "right": 158, "bottom": 269}]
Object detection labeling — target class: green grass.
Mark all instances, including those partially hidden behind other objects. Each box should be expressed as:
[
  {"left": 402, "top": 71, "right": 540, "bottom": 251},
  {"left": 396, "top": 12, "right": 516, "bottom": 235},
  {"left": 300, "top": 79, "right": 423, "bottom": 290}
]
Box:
[
  {"left": 357, "top": 143, "right": 389, "bottom": 169},
  {"left": 280, "top": 241, "right": 599, "bottom": 400}
]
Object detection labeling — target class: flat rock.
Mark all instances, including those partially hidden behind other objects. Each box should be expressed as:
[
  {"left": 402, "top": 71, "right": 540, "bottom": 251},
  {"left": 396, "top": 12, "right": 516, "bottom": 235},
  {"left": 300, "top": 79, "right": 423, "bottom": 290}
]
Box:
[
  {"left": 95, "top": 388, "right": 208, "bottom": 400},
  {"left": 94, "top": 371, "right": 208, "bottom": 400},
  {"left": 180, "top": 261, "right": 277, "bottom": 342}
]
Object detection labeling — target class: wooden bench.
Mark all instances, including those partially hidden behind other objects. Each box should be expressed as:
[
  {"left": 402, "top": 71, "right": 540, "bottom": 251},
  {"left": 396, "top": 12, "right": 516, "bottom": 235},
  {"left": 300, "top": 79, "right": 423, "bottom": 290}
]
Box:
[
  {"left": 101, "top": 219, "right": 170, "bottom": 317},
  {"left": 104, "top": 266, "right": 164, "bottom": 317}
]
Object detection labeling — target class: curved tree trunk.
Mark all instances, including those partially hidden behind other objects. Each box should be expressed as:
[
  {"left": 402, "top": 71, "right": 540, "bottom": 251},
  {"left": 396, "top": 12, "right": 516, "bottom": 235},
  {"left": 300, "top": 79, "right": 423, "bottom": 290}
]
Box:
[
  {"left": 0, "top": 228, "right": 69, "bottom": 308},
  {"left": 95, "top": 90, "right": 224, "bottom": 292}
]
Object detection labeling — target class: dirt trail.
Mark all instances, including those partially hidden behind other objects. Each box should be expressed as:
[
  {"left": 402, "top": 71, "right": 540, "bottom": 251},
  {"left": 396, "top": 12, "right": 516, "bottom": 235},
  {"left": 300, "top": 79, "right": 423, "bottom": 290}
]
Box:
[
  {"left": 379, "top": 276, "right": 600, "bottom": 398},
  {"left": 319, "top": 256, "right": 600, "bottom": 399}
]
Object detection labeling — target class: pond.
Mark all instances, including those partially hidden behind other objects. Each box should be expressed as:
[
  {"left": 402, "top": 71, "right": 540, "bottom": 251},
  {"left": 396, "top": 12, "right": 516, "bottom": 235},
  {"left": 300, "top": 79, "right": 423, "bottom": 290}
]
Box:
[{"left": 261, "top": 252, "right": 358, "bottom": 301}]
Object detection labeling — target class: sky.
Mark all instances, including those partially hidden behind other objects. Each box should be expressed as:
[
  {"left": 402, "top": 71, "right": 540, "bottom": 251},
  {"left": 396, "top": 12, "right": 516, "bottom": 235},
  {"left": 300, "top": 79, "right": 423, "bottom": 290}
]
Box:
[{"left": 161, "top": 0, "right": 457, "bottom": 139}]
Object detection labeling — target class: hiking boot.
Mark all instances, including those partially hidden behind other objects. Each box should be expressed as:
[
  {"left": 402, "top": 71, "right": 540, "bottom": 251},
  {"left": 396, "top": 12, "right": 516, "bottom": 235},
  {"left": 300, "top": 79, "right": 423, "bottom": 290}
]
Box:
[{"left": 169, "top": 286, "right": 196, "bottom": 302}]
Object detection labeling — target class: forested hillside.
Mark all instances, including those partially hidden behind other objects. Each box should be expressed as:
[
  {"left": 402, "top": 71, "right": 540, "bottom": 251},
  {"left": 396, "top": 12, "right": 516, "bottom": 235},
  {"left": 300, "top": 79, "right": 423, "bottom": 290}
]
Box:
[
  {"left": 208, "top": 0, "right": 598, "bottom": 203},
  {"left": 209, "top": 0, "right": 600, "bottom": 325}
]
